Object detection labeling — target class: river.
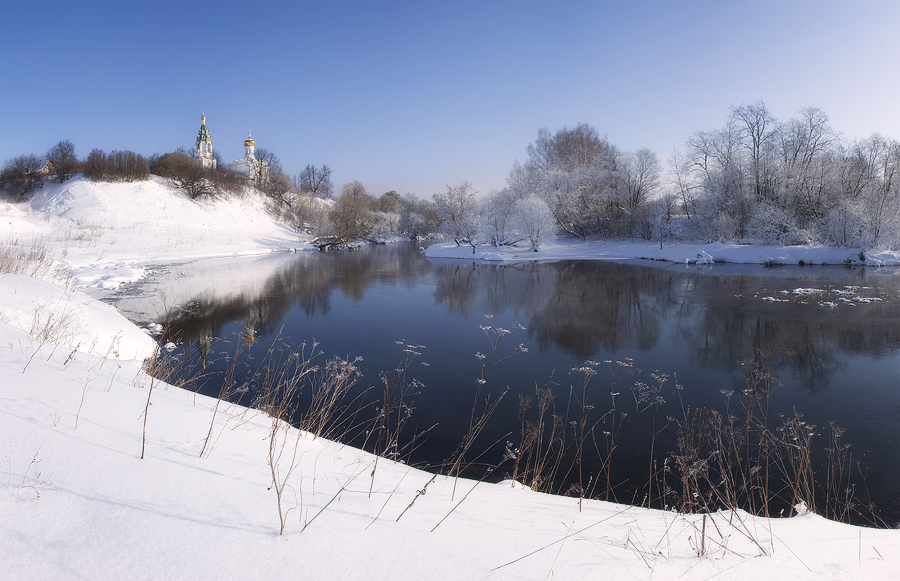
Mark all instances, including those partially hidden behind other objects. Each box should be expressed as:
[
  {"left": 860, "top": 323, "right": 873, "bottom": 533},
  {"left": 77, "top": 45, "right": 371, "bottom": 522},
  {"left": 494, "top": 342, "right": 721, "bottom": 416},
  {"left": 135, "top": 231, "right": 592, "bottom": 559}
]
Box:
[{"left": 113, "top": 242, "right": 900, "bottom": 525}]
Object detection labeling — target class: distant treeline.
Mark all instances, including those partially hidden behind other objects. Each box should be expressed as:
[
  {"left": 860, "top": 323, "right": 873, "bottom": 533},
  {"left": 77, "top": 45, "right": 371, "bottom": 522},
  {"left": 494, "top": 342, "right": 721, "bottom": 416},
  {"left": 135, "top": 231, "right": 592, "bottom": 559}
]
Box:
[{"left": 4, "top": 101, "right": 900, "bottom": 250}]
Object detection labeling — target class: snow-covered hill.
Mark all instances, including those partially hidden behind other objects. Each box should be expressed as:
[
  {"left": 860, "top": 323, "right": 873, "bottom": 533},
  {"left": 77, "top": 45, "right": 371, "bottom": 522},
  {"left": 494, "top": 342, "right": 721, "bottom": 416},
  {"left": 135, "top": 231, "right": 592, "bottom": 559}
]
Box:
[{"left": 3, "top": 175, "right": 313, "bottom": 292}]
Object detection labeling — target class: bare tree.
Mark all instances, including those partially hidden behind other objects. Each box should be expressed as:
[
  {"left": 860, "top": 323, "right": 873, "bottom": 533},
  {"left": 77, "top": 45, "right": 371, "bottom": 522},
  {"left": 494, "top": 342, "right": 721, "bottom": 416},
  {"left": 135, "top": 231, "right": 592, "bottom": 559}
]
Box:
[
  {"left": 1, "top": 154, "right": 45, "bottom": 198},
  {"left": 83, "top": 149, "right": 149, "bottom": 182},
  {"left": 47, "top": 140, "right": 79, "bottom": 182},
  {"left": 295, "top": 164, "right": 333, "bottom": 199},
  {"left": 253, "top": 148, "right": 280, "bottom": 192},
  {"left": 731, "top": 101, "right": 777, "bottom": 203},
  {"left": 152, "top": 151, "right": 213, "bottom": 198},
  {"left": 328, "top": 181, "right": 374, "bottom": 243},
  {"left": 617, "top": 148, "right": 661, "bottom": 236}
]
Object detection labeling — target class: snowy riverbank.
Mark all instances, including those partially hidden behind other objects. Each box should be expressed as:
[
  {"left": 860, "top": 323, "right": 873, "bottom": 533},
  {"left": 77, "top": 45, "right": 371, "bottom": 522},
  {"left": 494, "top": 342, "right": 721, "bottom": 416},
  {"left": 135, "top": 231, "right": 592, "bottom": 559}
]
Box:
[
  {"left": 2, "top": 178, "right": 900, "bottom": 579},
  {"left": 424, "top": 238, "right": 900, "bottom": 267}
]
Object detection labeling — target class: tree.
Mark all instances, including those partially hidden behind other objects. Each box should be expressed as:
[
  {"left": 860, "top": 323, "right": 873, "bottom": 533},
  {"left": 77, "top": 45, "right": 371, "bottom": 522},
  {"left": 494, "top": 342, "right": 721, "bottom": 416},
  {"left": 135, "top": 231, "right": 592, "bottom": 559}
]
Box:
[
  {"left": 731, "top": 101, "right": 777, "bottom": 203},
  {"left": 686, "top": 124, "right": 750, "bottom": 239},
  {"left": 523, "top": 123, "right": 619, "bottom": 238},
  {"left": 617, "top": 148, "right": 661, "bottom": 237},
  {"left": 480, "top": 188, "right": 520, "bottom": 246},
  {"left": 82, "top": 148, "right": 108, "bottom": 181},
  {"left": 514, "top": 194, "right": 555, "bottom": 251},
  {"left": 47, "top": 140, "right": 79, "bottom": 182},
  {"left": 83, "top": 149, "right": 149, "bottom": 182},
  {"left": 152, "top": 151, "right": 213, "bottom": 198},
  {"left": 328, "top": 181, "right": 374, "bottom": 242},
  {"left": 0, "top": 154, "right": 44, "bottom": 198},
  {"left": 263, "top": 165, "right": 294, "bottom": 205},
  {"left": 377, "top": 191, "right": 401, "bottom": 213},
  {"left": 295, "top": 164, "right": 333, "bottom": 199},
  {"left": 253, "top": 148, "right": 280, "bottom": 193},
  {"left": 398, "top": 194, "right": 438, "bottom": 239},
  {"left": 433, "top": 181, "right": 480, "bottom": 247}
]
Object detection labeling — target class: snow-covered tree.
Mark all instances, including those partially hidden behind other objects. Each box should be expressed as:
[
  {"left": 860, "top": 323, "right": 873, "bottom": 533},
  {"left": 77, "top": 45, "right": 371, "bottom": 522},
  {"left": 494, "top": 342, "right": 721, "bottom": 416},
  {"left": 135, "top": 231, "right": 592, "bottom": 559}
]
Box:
[
  {"left": 524, "top": 124, "right": 619, "bottom": 238},
  {"left": 433, "top": 182, "right": 480, "bottom": 248},
  {"left": 514, "top": 194, "right": 555, "bottom": 251},
  {"left": 480, "top": 188, "right": 520, "bottom": 246}
]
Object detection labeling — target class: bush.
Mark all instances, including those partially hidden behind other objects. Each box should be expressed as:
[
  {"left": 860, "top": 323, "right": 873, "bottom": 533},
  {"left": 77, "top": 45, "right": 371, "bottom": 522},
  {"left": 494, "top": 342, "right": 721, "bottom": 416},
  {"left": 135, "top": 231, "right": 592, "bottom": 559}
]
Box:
[
  {"left": 0, "top": 155, "right": 45, "bottom": 199},
  {"left": 151, "top": 152, "right": 213, "bottom": 199}
]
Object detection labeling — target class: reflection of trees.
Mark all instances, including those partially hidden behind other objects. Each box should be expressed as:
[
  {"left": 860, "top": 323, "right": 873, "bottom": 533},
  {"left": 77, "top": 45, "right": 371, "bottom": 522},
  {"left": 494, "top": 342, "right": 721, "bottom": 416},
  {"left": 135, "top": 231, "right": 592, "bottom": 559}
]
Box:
[
  {"left": 429, "top": 260, "right": 900, "bottom": 388},
  {"left": 163, "top": 242, "right": 900, "bottom": 393},
  {"left": 528, "top": 262, "right": 668, "bottom": 358},
  {"left": 165, "top": 243, "right": 430, "bottom": 342},
  {"left": 668, "top": 270, "right": 900, "bottom": 390}
]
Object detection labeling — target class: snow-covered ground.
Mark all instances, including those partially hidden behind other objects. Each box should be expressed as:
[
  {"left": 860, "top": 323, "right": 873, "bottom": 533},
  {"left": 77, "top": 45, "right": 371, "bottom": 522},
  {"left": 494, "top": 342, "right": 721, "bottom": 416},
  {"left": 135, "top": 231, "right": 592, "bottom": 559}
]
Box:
[
  {"left": 2, "top": 177, "right": 900, "bottom": 579},
  {"left": 424, "top": 238, "right": 900, "bottom": 266}
]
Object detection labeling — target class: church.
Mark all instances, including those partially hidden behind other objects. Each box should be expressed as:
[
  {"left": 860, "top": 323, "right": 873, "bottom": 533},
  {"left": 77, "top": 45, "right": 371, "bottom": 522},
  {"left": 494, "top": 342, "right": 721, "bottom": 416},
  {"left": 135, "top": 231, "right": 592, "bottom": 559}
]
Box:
[
  {"left": 194, "top": 112, "right": 268, "bottom": 180},
  {"left": 231, "top": 129, "right": 268, "bottom": 181},
  {"left": 195, "top": 112, "right": 216, "bottom": 169}
]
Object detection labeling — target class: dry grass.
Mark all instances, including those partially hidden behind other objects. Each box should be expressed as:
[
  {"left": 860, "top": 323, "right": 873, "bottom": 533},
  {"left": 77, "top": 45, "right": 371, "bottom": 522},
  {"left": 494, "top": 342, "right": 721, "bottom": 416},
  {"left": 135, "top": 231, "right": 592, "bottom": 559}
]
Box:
[{"left": 0, "top": 237, "right": 69, "bottom": 283}]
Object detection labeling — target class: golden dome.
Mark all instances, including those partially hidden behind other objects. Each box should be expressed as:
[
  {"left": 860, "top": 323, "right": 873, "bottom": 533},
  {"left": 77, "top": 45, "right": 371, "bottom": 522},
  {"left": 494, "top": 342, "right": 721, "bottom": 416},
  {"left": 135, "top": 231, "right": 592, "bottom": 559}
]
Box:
[{"left": 244, "top": 129, "right": 255, "bottom": 147}]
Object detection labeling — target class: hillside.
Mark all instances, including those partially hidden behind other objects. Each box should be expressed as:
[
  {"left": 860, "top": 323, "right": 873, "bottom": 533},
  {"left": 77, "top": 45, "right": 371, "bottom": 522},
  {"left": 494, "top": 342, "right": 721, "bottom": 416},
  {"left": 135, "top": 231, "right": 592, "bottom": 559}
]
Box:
[{"left": 2, "top": 175, "right": 313, "bottom": 292}]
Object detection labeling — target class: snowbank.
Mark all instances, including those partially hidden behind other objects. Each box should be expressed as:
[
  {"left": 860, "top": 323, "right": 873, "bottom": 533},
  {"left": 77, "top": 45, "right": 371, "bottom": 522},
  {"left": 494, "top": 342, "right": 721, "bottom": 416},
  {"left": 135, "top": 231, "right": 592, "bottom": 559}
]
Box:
[
  {"left": 0, "top": 273, "right": 156, "bottom": 360},
  {"left": 424, "top": 238, "right": 900, "bottom": 266},
  {"left": 2, "top": 305, "right": 899, "bottom": 579}
]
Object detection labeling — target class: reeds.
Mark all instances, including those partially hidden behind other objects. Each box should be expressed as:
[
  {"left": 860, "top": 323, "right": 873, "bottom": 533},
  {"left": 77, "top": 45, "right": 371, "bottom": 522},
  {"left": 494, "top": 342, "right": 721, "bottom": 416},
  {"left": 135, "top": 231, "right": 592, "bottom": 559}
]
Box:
[{"left": 156, "top": 322, "right": 883, "bottom": 527}]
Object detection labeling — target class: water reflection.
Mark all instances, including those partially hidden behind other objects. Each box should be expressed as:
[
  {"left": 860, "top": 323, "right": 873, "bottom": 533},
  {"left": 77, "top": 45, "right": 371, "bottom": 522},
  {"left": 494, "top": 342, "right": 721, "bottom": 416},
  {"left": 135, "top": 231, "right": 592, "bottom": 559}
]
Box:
[
  {"left": 115, "top": 243, "right": 899, "bottom": 524},
  {"left": 146, "top": 245, "right": 900, "bottom": 390}
]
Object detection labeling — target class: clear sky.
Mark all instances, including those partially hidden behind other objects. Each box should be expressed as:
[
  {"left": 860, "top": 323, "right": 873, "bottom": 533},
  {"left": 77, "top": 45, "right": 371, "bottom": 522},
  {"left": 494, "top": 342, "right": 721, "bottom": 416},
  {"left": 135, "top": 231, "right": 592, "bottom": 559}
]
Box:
[{"left": 3, "top": 0, "right": 900, "bottom": 198}]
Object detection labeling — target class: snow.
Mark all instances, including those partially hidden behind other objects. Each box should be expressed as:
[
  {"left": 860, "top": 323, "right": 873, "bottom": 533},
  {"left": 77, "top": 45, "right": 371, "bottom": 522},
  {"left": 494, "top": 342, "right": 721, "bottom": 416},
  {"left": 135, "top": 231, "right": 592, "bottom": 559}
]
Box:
[
  {"left": 2, "top": 177, "right": 900, "bottom": 579},
  {"left": 424, "top": 237, "right": 900, "bottom": 266},
  {"left": 14, "top": 175, "right": 314, "bottom": 293}
]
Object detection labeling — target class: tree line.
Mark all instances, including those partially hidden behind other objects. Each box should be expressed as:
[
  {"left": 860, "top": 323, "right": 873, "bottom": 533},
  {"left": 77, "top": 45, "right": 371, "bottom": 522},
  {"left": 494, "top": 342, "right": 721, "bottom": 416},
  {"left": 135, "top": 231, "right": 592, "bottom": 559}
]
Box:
[{"left": 5, "top": 103, "right": 899, "bottom": 251}]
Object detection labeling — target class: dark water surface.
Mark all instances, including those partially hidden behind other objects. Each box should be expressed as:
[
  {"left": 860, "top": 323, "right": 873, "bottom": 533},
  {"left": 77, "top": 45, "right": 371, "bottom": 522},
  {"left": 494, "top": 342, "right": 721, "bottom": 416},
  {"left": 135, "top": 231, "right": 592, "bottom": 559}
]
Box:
[{"left": 144, "top": 242, "right": 900, "bottom": 524}]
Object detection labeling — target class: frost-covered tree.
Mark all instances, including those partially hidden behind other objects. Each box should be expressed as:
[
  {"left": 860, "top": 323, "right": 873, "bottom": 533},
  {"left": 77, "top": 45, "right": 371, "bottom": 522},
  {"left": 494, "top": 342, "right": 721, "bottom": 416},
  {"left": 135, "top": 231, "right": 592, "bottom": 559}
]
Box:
[
  {"left": 480, "top": 188, "right": 520, "bottom": 246},
  {"left": 514, "top": 194, "right": 555, "bottom": 251},
  {"left": 433, "top": 181, "right": 480, "bottom": 248},
  {"left": 617, "top": 148, "right": 661, "bottom": 238},
  {"left": 524, "top": 124, "right": 619, "bottom": 238},
  {"left": 398, "top": 195, "right": 438, "bottom": 239}
]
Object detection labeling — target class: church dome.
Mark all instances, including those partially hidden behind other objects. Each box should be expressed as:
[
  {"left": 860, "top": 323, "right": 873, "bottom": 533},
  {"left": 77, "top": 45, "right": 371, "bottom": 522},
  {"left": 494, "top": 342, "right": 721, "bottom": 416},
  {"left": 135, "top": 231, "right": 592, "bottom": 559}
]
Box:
[{"left": 244, "top": 129, "right": 256, "bottom": 147}]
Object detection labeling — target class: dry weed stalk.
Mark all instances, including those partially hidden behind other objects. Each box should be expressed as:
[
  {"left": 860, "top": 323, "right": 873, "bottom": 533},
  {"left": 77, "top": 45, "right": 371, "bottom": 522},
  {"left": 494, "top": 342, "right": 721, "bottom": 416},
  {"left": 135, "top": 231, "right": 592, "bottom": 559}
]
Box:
[{"left": 444, "top": 315, "right": 524, "bottom": 499}]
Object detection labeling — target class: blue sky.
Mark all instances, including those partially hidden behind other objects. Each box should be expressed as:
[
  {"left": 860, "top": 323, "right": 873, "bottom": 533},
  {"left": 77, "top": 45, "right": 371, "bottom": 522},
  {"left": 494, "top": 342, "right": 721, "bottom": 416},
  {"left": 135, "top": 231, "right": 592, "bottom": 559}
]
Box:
[{"left": 4, "top": 0, "right": 900, "bottom": 197}]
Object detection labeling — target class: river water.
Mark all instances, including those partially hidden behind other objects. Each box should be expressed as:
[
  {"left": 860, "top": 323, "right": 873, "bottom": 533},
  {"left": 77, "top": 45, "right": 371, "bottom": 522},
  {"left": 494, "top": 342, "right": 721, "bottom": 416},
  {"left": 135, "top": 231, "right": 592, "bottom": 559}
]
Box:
[{"left": 116, "top": 242, "right": 900, "bottom": 524}]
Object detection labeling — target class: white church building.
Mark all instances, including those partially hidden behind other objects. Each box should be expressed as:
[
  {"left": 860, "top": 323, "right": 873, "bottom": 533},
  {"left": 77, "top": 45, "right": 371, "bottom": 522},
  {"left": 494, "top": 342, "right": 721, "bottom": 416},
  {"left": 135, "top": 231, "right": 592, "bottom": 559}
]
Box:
[
  {"left": 194, "top": 112, "right": 268, "bottom": 181},
  {"left": 231, "top": 129, "right": 268, "bottom": 181},
  {"left": 195, "top": 112, "right": 216, "bottom": 169}
]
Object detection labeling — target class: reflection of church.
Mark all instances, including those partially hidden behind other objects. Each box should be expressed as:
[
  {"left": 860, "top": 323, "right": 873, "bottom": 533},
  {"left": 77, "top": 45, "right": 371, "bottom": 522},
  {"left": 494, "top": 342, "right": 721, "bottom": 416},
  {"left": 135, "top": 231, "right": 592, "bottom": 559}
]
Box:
[{"left": 193, "top": 111, "right": 268, "bottom": 180}]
